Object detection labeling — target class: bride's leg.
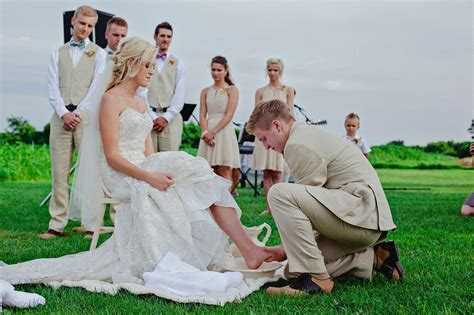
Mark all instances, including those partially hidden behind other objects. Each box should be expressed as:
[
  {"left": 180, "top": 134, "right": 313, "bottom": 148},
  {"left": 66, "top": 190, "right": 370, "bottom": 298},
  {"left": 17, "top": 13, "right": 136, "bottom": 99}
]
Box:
[
  {"left": 213, "top": 165, "right": 232, "bottom": 181},
  {"left": 210, "top": 205, "right": 271, "bottom": 269}
]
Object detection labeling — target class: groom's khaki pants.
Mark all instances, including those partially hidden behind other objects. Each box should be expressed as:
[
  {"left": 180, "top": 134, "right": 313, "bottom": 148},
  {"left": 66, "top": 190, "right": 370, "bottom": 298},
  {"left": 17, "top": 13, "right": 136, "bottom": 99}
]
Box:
[
  {"left": 48, "top": 113, "right": 87, "bottom": 232},
  {"left": 268, "top": 183, "right": 381, "bottom": 280},
  {"left": 151, "top": 113, "right": 183, "bottom": 152}
]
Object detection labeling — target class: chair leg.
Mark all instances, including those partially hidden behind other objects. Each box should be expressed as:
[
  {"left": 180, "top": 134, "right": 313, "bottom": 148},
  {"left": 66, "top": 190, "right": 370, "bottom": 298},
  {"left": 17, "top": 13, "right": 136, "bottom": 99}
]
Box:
[
  {"left": 89, "top": 226, "right": 100, "bottom": 251},
  {"left": 89, "top": 203, "right": 106, "bottom": 251}
]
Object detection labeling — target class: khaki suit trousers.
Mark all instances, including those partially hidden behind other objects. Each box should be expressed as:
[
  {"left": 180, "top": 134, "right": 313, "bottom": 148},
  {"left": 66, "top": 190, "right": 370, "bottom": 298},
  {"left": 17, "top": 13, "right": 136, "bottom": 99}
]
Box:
[
  {"left": 48, "top": 112, "right": 86, "bottom": 232},
  {"left": 151, "top": 113, "right": 183, "bottom": 152},
  {"left": 268, "top": 183, "right": 381, "bottom": 280}
]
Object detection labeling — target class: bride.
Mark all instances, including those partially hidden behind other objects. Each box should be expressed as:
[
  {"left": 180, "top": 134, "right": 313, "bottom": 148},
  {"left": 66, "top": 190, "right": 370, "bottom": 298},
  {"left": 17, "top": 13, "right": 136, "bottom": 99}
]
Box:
[{"left": 0, "top": 37, "right": 274, "bottom": 305}]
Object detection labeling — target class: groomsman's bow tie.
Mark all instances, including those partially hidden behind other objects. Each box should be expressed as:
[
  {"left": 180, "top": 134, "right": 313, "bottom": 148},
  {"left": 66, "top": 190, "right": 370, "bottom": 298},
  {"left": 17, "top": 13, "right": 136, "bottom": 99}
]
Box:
[
  {"left": 107, "top": 50, "right": 114, "bottom": 55},
  {"left": 70, "top": 40, "right": 86, "bottom": 49},
  {"left": 156, "top": 52, "right": 167, "bottom": 60}
]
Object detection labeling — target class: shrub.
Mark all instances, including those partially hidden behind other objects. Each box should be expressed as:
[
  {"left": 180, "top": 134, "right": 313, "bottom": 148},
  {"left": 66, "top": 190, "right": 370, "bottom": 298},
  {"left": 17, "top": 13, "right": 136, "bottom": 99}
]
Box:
[
  {"left": 181, "top": 122, "right": 201, "bottom": 149},
  {"left": 0, "top": 116, "right": 36, "bottom": 144}
]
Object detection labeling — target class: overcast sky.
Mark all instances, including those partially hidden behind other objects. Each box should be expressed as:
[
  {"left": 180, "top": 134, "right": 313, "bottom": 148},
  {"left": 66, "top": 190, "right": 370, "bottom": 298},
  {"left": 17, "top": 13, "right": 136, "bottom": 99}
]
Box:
[{"left": 0, "top": 0, "right": 472, "bottom": 145}]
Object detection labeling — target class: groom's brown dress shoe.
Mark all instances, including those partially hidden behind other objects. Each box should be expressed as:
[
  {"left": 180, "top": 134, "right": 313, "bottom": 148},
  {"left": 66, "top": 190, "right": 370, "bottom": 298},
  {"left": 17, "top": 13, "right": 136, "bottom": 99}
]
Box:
[
  {"left": 38, "top": 229, "right": 64, "bottom": 240},
  {"left": 374, "top": 240, "right": 404, "bottom": 280},
  {"left": 267, "top": 274, "right": 334, "bottom": 296}
]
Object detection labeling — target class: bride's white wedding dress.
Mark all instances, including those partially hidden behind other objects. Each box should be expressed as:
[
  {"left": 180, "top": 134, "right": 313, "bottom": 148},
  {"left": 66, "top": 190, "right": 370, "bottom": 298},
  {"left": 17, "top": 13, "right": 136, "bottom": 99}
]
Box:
[{"left": 0, "top": 108, "right": 277, "bottom": 305}]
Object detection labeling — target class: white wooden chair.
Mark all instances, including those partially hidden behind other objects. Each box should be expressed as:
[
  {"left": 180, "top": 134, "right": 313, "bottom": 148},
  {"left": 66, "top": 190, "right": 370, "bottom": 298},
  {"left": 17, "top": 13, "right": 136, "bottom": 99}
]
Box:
[{"left": 89, "top": 182, "right": 121, "bottom": 251}]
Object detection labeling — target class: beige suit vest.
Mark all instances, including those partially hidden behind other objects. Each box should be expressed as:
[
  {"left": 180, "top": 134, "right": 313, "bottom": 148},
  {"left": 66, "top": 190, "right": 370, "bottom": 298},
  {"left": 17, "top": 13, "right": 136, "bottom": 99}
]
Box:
[
  {"left": 147, "top": 55, "right": 178, "bottom": 109},
  {"left": 58, "top": 42, "right": 98, "bottom": 105}
]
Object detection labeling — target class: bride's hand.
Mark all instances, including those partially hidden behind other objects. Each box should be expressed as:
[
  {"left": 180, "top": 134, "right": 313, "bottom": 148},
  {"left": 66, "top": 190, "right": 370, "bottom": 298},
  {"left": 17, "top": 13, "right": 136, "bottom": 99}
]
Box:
[{"left": 145, "top": 172, "right": 174, "bottom": 191}]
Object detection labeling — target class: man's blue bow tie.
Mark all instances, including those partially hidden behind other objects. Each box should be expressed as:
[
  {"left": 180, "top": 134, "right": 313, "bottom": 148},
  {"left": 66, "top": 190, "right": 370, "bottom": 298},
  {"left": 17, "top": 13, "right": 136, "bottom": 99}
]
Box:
[{"left": 70, "top": 39, "right": 85, "bottom": 49}]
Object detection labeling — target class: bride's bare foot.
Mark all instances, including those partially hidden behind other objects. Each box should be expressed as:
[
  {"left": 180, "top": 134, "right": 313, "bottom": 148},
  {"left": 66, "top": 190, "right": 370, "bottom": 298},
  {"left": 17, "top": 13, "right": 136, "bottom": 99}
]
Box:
[
  {"left": 264, "top": 245, "right": 287, "bottom": 262},
  {"left": 242, "top": 246, "right": 273, "bottom": 269}
]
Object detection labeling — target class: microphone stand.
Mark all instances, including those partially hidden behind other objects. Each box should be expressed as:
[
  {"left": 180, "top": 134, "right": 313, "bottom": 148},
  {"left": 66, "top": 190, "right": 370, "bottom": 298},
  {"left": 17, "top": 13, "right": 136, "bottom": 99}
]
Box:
[{"left": 294, "top": 104, "right": 327, "bottom": 126}]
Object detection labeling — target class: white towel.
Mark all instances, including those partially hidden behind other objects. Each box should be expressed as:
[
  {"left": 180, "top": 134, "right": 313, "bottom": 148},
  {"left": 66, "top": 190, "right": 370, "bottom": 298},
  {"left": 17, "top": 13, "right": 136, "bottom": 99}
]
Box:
[
  {"left": 0, "top": 279, "right": 45, "bottom": 309},
  {"left": 143, "top": 252, "right": 243, "bottom": 297}
]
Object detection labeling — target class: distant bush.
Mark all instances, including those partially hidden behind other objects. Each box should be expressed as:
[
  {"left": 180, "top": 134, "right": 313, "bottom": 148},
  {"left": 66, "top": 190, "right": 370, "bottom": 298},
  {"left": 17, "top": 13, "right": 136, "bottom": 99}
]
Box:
[
  {"left": 1, "top": 116, "right": 471, "bottom": 181},
  {"left": 369, "top": 143, "right": 467, "bottom": 169},
  {"left": 0, "top": 116, "right": 50, "bottom": 145},
  {"left": 181, "top": 122, "right": 201, "bottom": 149},
  {"left": 425, "top": 141, "right": 470, "bottom": 158},
  {"left": 386, "top": 140, "right": 405, "bottom": 146},
  {"left": 0, "top": 143, "right": 51, "bottom": 181}
]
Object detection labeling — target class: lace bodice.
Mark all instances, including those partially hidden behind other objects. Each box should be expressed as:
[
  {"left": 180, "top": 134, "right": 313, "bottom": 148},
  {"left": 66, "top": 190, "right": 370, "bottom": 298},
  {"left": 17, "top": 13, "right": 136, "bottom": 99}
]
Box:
[
  {"left": 101, "top": 108, "right": 152, "bottom": 192},
  {"left": 117, "top": 108, "right": 152, "bottom": 161}
]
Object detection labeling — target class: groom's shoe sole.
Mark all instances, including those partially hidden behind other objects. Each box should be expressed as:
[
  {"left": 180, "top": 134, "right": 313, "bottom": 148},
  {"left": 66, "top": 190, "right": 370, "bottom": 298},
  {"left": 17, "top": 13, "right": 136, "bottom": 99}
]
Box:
[
  {"left": 72, "top": 226, "right": 85, "bottom": 233},
  {"left": 374, "top": 240, "right": 404, "bottom": 280},
  {"left": 38, "top": 229, "right": 64, "bottom": 240},
  {"left": 267, "top": 274, "right": 334, "bottom": 296},
  {"left": 267, "top": 286, "right": 306, "bottom": 296}
]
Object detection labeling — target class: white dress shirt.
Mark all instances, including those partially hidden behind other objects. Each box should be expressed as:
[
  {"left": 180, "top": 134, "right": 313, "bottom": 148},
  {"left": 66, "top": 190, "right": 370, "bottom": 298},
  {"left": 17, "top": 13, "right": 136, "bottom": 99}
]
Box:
[
  {"left": 104, "top": 46, "right": 114, "bottom": 56},
  {"left": 137, "top": 53, "right": 186, "bottom": 122},
  {"left": 343, "top": 133, "right": 371, "bottom": 154},
  {"left": 47, "top": 37, "right": 107, "bottom": 118}
]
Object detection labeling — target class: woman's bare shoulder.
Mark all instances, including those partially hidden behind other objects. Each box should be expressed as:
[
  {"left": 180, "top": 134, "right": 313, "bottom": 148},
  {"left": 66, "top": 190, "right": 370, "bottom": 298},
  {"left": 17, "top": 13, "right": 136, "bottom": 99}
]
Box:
[{"left": 100, "top": 90, "right": 122, "bottom": 114}]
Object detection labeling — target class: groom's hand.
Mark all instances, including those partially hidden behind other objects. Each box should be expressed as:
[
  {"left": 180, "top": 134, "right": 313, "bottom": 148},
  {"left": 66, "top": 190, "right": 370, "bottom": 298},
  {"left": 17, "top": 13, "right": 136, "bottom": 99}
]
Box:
[
  {"left": 62, "top": 112, "right": 81, "bottom": 130},
  {"left": 153, "top": 117, "right": 168, "bottom": 132},
  {"left": 264, "top": 245, "right": 287, "bottom": 262}
]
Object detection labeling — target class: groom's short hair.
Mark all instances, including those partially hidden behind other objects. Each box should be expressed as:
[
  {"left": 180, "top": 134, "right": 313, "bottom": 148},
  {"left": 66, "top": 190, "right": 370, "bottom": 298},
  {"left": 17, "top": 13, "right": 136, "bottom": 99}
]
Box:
[
  {"left": 106, "top": 17, "right": 128, "bottom": 32},
  {"left": 73, "top": 5, "right": 98, "bottom": 19},
  {"left": 154, "top": 22, "right": 173, "bottom": 36},
  {"left": 246, "top": 99, "right": 294, "bottom": 134}
]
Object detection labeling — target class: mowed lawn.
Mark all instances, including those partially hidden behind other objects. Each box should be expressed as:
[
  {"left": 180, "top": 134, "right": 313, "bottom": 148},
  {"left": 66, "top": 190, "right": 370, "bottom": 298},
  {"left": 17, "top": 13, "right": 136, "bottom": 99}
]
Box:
[{"left": 0, "top": 169, "right": 472, "bottom": 314}]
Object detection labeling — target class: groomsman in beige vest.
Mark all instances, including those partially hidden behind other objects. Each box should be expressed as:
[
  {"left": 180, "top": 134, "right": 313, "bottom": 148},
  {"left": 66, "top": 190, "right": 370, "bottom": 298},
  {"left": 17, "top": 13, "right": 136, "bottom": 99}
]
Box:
[
  {"left": 39, "top": 5, "right": 106, "bottom": 239},
  {"left": 102, "top": 16, "right": 128, "bottom": 224},
  {"left": 246, "top": 100, "right": 404, "bottom": 296},
  {"left": 138, "top": 22, "right": 185, "bottom": 152},
  {"left": 103, "top": 17, "right": 128, "bottom": 56}
]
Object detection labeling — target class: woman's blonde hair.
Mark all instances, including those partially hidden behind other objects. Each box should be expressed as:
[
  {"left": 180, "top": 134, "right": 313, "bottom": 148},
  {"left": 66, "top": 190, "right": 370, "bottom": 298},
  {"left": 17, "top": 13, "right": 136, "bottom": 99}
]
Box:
[
  {"left": 106, "top": 37, "right": 158, "bottom": 91},
  {"left": 266, "top": 58, "right": 284, "bottom": 77}
]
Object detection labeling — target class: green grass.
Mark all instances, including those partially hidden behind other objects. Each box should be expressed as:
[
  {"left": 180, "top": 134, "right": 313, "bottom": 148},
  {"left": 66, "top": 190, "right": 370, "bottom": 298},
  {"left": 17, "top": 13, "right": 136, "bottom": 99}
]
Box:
[
  {"left": 369, "top": 145, "right": 464, "bottom": 169},
  {"left": 0, "top": 169, "right": 473, "bottom": 314}
]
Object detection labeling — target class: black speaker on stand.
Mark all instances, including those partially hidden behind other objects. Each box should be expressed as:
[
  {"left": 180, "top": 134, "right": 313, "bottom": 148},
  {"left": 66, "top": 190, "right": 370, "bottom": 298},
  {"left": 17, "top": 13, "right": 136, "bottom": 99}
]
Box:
[{"left": 63, "top": 9, "right": 114, "bottom": 48}]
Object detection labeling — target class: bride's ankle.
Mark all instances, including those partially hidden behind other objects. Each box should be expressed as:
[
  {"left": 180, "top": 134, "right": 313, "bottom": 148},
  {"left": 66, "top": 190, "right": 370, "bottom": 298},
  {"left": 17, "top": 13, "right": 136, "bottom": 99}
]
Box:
[{"left": 242, "top": 246, "right": 271, "bottom": 270}]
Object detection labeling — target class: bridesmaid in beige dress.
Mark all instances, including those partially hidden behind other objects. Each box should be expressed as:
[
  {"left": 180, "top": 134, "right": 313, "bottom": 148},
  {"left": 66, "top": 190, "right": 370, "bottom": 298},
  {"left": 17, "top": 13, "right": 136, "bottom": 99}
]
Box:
[
  {"left": 251, "top": 58, "right": 295, "bottom": 216},
  {"left": 198, "top": 56, "right": 240, "bottom": 181}
]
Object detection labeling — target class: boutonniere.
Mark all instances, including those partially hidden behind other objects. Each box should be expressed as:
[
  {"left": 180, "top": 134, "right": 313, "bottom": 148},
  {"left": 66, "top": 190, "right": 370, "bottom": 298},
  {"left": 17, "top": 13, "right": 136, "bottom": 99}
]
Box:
[
  {"left": 168, "top": 59, "right": 175, "bottom": 65},
  {"left": 85, "top": 50, "right": 95, "bottom": 58},
  {"left": 279, "top": 85, "right": 286, "bottom": 91}
]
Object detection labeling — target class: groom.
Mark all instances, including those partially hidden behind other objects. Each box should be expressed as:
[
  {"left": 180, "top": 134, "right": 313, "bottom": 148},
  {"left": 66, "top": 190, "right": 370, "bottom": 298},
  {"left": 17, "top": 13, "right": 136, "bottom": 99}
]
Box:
[
  {"left": 39, "top": 5, "right": 106, "bottom": 239},
  {"left": 246, "top": 100, "right": 403, "bottom": 296}
]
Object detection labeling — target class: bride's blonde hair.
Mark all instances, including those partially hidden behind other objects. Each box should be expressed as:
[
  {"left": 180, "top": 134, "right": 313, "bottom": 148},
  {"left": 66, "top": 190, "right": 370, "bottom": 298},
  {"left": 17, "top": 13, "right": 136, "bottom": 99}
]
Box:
[{"left": 107, "top": 37, "right": 158, "bottom": 91}]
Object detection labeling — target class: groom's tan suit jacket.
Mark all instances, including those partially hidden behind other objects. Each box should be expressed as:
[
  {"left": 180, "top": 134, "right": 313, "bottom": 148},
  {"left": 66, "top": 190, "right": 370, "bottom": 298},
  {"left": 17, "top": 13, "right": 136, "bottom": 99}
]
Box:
[{"left": 283, "top": 122, "right": 396, "bottom": 231}]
